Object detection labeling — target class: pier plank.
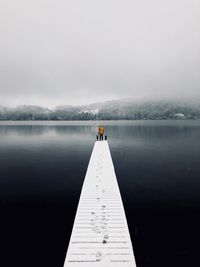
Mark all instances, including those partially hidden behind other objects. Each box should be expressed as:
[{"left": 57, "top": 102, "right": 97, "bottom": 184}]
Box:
[{"left": 64, "top": 141, "right": 136, "bottom": 267}]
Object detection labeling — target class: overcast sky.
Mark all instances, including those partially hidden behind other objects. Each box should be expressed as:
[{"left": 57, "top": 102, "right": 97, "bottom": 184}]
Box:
[{"left": 0, "top": 0, "right": 200, "bottom": 107}]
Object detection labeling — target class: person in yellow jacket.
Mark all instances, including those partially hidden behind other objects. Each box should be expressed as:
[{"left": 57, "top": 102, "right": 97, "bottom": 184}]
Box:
[{"left": 98, "top": 126, "right": 105, "bottom": 141}]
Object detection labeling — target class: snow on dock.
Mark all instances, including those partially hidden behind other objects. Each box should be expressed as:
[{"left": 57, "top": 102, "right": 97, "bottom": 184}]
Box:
[{"left": 64, "top": 140, "right": 137, "bottom": 267}]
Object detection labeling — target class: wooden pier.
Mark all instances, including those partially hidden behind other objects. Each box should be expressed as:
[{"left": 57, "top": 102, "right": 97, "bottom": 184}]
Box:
[{"left": 64, "top": 140, "right": 137, "bottom": 266}]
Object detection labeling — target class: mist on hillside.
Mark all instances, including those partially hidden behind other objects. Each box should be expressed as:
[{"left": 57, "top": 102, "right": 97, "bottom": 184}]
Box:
[
  {"left": 0, "top": 0, "right": 200, "bottom": 107},
  {"left": 0, "top": 98, "right": 200, "bottom": 120}
]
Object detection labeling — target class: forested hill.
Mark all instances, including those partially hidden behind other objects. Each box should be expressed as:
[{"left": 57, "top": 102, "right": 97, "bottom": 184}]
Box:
[{"left": 0, "top": 99, "right": 200, "bottom": 120}]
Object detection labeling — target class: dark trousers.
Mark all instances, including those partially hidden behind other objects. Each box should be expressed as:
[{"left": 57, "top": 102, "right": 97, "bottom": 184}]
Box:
[{"left": 100, "top": 134, "right": 103, "bottom": 141}]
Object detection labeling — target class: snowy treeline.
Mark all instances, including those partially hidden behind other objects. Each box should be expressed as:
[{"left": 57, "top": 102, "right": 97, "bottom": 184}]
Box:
[{"left": 0, "top": 99, "right": 200, "bottom": 120}]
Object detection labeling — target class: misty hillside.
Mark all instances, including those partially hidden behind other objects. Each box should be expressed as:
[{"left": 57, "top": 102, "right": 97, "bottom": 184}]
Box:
[{"left": 0, "top": 99, "right": 200, "bottom": 120}]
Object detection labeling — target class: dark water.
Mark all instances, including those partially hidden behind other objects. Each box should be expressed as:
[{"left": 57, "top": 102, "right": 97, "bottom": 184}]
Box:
[{"left": 1, "top": 120, "right": 200, "bottom": 267}]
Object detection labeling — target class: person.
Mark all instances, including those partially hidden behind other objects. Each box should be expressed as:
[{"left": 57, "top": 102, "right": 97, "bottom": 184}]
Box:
[{"left": 98, "top": 126, "right": 105, "bottom": 141}]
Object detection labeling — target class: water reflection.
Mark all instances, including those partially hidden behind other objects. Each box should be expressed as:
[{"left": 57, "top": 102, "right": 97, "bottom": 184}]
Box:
[{"left": 0, "top": 120, "right": 200, "bottom": 267}]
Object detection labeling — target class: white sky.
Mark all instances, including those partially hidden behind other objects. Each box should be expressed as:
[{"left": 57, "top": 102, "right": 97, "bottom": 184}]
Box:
[{"left": 0, "top": 0, "right": 200, "bottom": 107}]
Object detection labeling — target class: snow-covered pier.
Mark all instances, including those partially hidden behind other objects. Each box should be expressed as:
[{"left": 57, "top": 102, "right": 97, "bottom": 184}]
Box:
[{"left": 64, "top": 140, "right": 136, "bottom": 267}]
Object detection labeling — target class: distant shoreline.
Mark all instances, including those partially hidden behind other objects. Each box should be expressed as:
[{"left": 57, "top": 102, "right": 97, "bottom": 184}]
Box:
[
  {"left": 1, "top": 99, "right": 200, "bottom": 120},
  {"left": 0, "top": 119, "right": 199, "bottom": 124}
]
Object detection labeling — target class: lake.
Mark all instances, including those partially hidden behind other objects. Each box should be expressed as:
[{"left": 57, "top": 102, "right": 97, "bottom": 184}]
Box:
[{"left": 1, "top": 120, "right": 200, "bottom": 267}]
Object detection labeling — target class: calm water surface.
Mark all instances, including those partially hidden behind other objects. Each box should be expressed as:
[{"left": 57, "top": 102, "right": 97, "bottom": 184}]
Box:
[{"left": 1, "top": 120, "right": 200, "bottom": 267}]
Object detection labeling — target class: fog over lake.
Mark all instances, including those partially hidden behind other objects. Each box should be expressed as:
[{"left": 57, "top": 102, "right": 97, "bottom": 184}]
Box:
[
  {"left": 1, "top": 0, "right": 200, "bottom": 266},
  {"left": 0, "top": 0, "right": 200, "bottom": 107}
]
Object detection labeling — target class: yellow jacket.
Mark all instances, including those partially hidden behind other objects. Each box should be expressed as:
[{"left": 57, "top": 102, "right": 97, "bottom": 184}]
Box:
[{"left": 98, "top": 126, "right": 105, "bottom": 135}]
